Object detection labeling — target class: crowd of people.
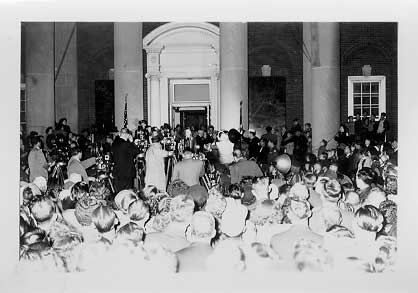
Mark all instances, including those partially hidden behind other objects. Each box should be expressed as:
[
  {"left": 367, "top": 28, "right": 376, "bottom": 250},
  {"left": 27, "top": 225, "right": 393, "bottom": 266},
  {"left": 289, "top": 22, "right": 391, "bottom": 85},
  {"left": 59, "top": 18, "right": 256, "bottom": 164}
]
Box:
[{"left": 19, "top": 112, "right": 398, "bottom": 273}]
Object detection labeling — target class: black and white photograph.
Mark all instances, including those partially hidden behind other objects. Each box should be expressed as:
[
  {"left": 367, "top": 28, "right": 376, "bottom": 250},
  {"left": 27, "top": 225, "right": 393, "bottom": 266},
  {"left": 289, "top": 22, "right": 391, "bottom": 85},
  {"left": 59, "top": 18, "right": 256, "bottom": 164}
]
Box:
[{"left": 1, "top": 0, "right": 418, "bottom": 292}]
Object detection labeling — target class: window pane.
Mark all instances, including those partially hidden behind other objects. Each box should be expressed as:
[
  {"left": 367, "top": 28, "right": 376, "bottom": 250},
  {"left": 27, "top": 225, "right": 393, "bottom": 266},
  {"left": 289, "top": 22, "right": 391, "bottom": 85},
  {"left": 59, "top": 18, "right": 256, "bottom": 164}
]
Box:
[
  {"left": 353, "top": 83, "right": 361, "bottom": 93},
  {"left": 362, "top": 83, "right": 370, "bottom": 93},
  {"left": 354, "top": 107, "right": 362, "bottom": 116},
  {"left": 371, "top": 82, "right": 379, "bottom": 93},
  {"left": 371, "top": 107, "right": 379, "bottom": 117},
  {"left": 20, "top": 112, "right": 26, "bottom": 122},
  {"left": 20, "top": 101, "right": 25, "bottom": 110},
  {"left": 362, "top": 95, "right": 370, "bottom": 104},
  {"left": 371, "top": 95, "right": 379, "bottom": 104},
  {"left": 354, "top": 96, "right": 361, "bottom": 104},
  {"left": 362, "top": 108, "right": 370, "bottom": 117}
]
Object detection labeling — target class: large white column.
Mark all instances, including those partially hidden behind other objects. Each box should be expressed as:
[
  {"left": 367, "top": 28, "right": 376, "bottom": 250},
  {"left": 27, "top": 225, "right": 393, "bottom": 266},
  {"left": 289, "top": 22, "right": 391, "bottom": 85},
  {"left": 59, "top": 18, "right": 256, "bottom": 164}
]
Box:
[
  {"left": 145, "top": 46, "right": 163, "bottom": 127},
  {"left": 310, "top": 23, "right": 340, "bottom": 151},
  {"left": 219, "top": 22, "right": 248, "bottom": 130},
  {"left": 114, "top": 22, "right": 143, "bottom": 131},
  {"left": 146, "top": 73, "right": 161, "bottom": 127},
  {"left": 159, "top": 76, "right": 169, "bottom": 125},
  {"left": 25, "top": 22, "right": 55, "bottom": 135}
]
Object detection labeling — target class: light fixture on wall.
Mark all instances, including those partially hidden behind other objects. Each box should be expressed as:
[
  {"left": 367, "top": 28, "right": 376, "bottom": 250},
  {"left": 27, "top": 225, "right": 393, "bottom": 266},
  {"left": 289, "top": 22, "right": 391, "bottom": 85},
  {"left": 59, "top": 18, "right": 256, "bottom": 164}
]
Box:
[
  {"left": 261, "top": 65, "right": 271, "bottom": 77},
  {"left": 362, "top": 65, "right": 372, "bottom": 77}
]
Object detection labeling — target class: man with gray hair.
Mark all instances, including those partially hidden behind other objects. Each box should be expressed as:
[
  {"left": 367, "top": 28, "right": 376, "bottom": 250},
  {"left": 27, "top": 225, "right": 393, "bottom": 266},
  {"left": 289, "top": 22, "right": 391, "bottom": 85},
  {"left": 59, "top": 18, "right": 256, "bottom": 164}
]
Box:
[
  {"left": 176, "top": 211, "right": 216, "bottom": 272},
  {"left": 171, "top": 150, "right": 205, "bottom": 187}
]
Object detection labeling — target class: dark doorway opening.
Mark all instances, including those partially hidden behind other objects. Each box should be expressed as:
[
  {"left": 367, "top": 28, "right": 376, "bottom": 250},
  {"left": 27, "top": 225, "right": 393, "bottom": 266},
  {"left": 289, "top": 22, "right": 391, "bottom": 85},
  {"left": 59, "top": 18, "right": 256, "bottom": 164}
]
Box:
[
  {"left": 180, "top": 109, "right": 207, "bottom": 130},
  {"left": 95, "top": 80, "right": 114, "bottom": 134}
]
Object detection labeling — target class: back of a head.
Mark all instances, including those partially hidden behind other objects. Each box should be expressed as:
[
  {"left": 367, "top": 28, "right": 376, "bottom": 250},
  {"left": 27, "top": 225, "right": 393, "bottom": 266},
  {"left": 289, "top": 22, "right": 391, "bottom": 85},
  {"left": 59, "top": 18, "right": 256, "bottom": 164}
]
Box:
[
  {"left": 357, "top": 167, "right": 376, "bottom": 186},
  {"left": 303, "top": 172, "right": 317, "bottom": 189},
  {"left": 355, "top": 205, "right": 384, "bottom": 233},
  {"left": 33, "top": 177, "right": 47, "bottom": 192},
  {"left": 169, "top": 194, "right": 195, "bottom": 223},
  {"left": 326, "top": 224, "right": 355, "bottom": 238},
  {"left": 233, "top": 148, "right": 243, "bottom": 159},
  {"left": 283, "top": 198, "right": 311, "bottom": 222},
  {"left": 30, "top": 136, "right": 42, "bottom": 147},
  {"left": 187, "top": 185, "right": 209, "bottom": 211},
  {"left": 30, "top": 198, "right": 55, "bottom": 223},
  {"left": 71, "top": 181, "right": 89, "bottom": 200},
  {"left": 189, "top": 211, "right": 216, "bottom": 240},
  {"left": 344, "top": 191, "right": 361, "bottom": 211},
  {"left": 182, "top": 150, "right": 193, "bottom": 159},
  {"left": 289, "top": 182, "right": 309, "bottom": 200},
  {"left": 128, "top": 199, "right": 150, "bottom": 222},
  {"left": 70, "top": 146, "right": 82, "bottom": 157},
  {"left": 89, "top": 180, "right": 111, "bottom": 201},
  {"left": 321, "top": 179, "right": 342, "bottom": 203},
  {"left": 91, "top": 205, "right": 116, "bottom": 233},
  {"left": 116, "top": 222, "right": 144, "bottom": 245},
  {"left": 142, "top": 185, "right": 158, "bottom": 199},
  {"left": 204, "top": 189, "right": 227, "bottom": 219},
  {"left": 114, "top": 190, "right": 138, "bottom": 213},
  {"left": 363, "top": 187, "right": 387, "bottom": 209},
  {"left": 120, "top": 128, "right": 131, "bottom": 136},
  {"left": 151, "top": 135, "right": 161, "bottom": 143}
]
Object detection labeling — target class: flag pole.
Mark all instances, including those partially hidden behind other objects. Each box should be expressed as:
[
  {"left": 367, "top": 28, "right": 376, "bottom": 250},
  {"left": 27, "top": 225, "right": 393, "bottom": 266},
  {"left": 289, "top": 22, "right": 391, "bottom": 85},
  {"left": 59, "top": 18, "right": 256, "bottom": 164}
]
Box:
[{"left": 123, "top": 94, "right": 128, "bottom": 129}]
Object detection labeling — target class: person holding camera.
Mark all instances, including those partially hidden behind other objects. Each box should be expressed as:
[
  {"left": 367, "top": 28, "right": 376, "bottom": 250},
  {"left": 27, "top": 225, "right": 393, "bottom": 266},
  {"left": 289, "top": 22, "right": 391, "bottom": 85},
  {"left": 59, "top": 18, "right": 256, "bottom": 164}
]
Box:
[
  {"left": 67, "top": 147, "right": 96, "bottom": 183},
  {"left": 112, "top": 128, "right": 141, "bottom": 193}
]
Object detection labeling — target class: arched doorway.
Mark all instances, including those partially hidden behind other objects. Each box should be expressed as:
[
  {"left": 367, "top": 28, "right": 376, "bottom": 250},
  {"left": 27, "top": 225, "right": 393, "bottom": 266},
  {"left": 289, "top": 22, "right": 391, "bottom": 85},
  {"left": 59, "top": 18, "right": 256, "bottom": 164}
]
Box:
[{"left": 143, "top": 22, "right": 220, "bottom": 129}]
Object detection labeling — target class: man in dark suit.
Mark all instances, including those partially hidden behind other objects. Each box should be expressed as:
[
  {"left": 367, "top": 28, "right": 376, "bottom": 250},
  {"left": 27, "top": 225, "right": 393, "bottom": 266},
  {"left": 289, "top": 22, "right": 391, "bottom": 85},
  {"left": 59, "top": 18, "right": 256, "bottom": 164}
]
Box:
[
  {"left": 242, "top": 129, "right": 260, "bottom": 160},
  {"left": 229, "top": 149, "right": 263, "bottom": 184},
  {"left": 171, "top": 150, "right": 205, "bottom": 187},
  {"left": 111, "top": 128, "right": 141, "bottom": 193}
]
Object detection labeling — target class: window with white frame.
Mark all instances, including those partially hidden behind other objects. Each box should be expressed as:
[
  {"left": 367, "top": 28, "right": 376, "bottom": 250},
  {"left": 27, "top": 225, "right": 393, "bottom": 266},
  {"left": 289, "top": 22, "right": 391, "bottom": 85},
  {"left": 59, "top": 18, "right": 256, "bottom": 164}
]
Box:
[{"left": 347, "top": 76, "right": 386, "bottom": 118}]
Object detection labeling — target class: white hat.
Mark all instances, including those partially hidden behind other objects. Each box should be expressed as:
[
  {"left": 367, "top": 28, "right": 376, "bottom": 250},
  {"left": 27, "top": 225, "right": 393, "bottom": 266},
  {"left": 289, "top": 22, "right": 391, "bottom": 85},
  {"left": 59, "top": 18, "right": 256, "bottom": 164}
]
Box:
[
  {"left": 69, "top": 173, "right": 82, "bottom": 183},
  {"left": 33, "top": 176, "right": 47, "bottom": 192},
  {"left": 58, "top": 189, "right": 71, "bottom": 201},
  {"left": 290, "top": 182, "right": 309, "bottom": 200}
]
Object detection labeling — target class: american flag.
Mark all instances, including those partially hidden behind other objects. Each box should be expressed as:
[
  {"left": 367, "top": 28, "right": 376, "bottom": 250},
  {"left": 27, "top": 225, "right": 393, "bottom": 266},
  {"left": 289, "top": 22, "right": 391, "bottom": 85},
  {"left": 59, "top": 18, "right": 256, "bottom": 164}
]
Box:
[{"left": 123, "top": 94, "right": 128, "bottom": 128}]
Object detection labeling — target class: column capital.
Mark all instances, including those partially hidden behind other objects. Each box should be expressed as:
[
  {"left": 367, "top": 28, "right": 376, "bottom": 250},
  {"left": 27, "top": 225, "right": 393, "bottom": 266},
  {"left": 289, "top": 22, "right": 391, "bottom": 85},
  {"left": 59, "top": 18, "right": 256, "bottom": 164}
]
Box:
[{"left": 144, "top": 45, "right": 164, "bottom": 54}]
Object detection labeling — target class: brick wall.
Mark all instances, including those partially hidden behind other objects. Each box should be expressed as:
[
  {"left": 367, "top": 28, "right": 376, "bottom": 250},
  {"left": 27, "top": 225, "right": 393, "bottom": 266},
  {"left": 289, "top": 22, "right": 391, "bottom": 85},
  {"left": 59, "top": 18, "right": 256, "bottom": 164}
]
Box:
[
  {"left": 248, "top": 22, "right": 303, "bottom": 128},
  {"left": 340, "top": 22, "right": 398, "bottom": 140}
]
